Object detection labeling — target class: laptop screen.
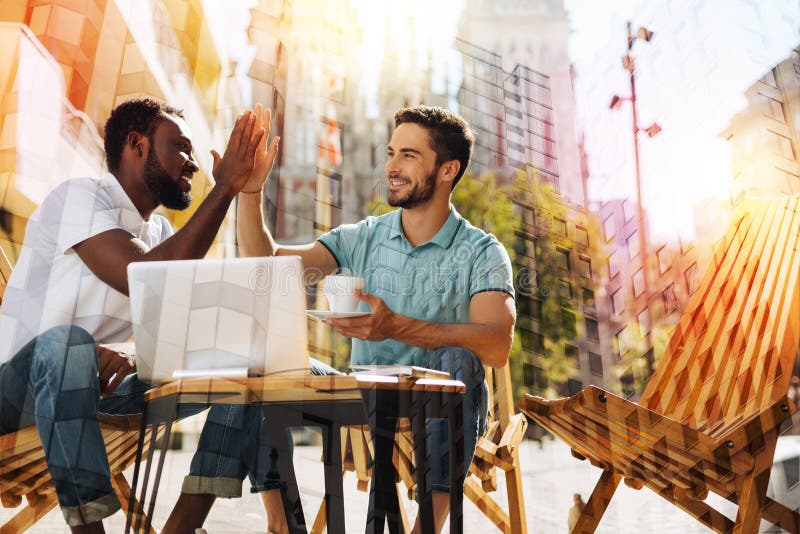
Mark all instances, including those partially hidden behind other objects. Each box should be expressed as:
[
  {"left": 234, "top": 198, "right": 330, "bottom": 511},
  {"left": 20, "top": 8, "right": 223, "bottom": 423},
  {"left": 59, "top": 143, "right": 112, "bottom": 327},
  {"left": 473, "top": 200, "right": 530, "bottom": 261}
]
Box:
[{"left": 128, "top": 256, "right": 309, "bottom": 383}]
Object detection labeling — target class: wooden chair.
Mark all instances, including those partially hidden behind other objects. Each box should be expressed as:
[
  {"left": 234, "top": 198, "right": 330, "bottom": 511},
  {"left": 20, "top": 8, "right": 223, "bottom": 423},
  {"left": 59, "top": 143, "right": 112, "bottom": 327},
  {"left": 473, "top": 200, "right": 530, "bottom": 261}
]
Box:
[
  {"left": 520, "top": 196, "right": 800, "bottom": 534},
  {"left": 312, "top": 363, "right": 528, "bottom": 533},
  {"left": 0, "top": 246, "right": 158, "bottom": 533}
]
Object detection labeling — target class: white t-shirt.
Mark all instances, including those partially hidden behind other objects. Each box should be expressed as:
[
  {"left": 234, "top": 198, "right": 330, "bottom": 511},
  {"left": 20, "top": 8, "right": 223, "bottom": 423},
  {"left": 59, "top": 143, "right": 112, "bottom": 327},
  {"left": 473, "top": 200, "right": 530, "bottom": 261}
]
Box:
[{"left": 0, "top": 174, "right": 173, "bottom": 364}]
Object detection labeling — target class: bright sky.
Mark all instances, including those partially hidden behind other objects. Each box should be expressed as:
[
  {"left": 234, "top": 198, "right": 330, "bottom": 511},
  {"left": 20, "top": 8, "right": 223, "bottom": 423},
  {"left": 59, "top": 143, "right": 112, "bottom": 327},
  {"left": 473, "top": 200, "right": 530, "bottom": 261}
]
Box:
[
  {"left": 565, "top": 0, "right": 800, "bottom": 240},
  {"left": 225, "top": 0, "right": 799, "bottom": 240},
  {"left": 351, "top": 0, "right": 465, "bottom": 116}
]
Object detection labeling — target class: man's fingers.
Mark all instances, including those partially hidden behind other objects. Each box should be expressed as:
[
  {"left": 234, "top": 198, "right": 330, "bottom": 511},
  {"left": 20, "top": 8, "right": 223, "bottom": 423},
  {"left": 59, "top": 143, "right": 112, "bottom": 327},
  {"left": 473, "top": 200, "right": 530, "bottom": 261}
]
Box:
[
  {"left": 247, "top": 128, "right": 266, "bottom": 157},
  {"left": 238, "top": 112, "right": 256, "bottom": 154},
  {"left": 210, "top": 149, "right": 222, "bottom": 170},
  {"left": 267, "top": 137, "right": 280, "bottom": 167},
  {"left": 106, "top": 368, "right": 130, "bottom": 394},
  {"left": 263, "top": 108, "right": 272, "bottom": 138},
  {"left": 227, "top": 113, "right": 247, "bottom": 154}
]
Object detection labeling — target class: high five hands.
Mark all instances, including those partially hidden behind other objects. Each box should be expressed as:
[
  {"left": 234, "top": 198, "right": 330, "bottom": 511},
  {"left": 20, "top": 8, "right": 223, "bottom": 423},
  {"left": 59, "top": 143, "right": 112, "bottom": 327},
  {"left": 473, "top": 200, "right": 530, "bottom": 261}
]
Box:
[{"left": 208, "top": 105, "right": 280, "bottom": 197}]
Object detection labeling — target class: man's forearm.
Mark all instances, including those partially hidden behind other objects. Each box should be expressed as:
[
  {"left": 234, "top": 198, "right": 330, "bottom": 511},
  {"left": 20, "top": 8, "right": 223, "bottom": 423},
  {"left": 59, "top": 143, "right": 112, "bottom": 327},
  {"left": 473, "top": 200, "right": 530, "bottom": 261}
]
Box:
[
  {"left": 236, "top": 190, "right": 275, "bottom": 257},
  {"left": 390, "top": 315, "right": 512, "bottom": 368},
  {"left": 148, "top": 185, "right": 238, "bottom": 261}
]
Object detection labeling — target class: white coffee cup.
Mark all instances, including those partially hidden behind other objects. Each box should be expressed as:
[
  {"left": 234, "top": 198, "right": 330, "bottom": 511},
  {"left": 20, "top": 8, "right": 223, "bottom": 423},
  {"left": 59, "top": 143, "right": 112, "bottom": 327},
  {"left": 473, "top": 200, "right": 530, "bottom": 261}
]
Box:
[{"left": 324, "top": 275, "right": 365, "bottom": 313}]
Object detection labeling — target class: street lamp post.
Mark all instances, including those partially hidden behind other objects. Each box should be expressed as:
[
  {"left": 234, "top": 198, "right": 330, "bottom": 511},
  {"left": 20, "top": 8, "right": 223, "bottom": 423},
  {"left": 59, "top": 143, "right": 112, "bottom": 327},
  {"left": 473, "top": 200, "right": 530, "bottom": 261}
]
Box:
[{"left": 610, "top": 21, "right": 661, "bottom": 378}]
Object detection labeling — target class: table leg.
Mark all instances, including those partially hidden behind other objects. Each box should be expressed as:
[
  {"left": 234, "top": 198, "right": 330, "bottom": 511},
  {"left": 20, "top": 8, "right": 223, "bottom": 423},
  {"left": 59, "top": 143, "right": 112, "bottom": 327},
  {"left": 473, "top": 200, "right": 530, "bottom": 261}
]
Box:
[
  {"left": 413, "top": 390, "right": 434, "bottom": 533},
  {"left": 319, "top": 421, "right": 345, "bottom": 533},
  {"left": 263, "top": 405, "right": 308, "bottom": 534},
  {"left": 364, "top": 389, "right": 402, "bottom": 534},
  {"left": 448, "top": 391, "right": 464, "bottom": 534}
]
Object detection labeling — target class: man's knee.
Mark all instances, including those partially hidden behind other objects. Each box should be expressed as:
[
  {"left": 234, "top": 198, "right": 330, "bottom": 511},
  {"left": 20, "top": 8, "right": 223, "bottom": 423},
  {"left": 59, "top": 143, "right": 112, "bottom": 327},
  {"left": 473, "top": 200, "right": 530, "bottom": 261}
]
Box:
[
  {"left": 429, "top": 347, "right": 484, "bottom": 384},
  {"left": 33, "top": 325, "right": 98, "bottom": 374}
]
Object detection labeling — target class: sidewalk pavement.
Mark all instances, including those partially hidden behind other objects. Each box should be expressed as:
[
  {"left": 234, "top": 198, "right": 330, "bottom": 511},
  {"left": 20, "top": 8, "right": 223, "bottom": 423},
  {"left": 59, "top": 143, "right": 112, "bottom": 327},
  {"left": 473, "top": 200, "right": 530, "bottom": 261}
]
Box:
[{"left": 2, "top": 435, "right": 791, "bottom": 533}]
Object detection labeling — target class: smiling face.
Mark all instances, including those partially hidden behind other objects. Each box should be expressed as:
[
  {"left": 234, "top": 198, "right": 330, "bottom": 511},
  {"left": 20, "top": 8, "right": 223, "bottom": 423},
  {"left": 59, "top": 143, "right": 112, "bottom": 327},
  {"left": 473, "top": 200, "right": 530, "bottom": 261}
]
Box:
[
  {"left": 144, "top": 113, "right": 198, "bottom": 210},
  {"left": 385, "top": 122, "right": 442, "bottom": 209}
]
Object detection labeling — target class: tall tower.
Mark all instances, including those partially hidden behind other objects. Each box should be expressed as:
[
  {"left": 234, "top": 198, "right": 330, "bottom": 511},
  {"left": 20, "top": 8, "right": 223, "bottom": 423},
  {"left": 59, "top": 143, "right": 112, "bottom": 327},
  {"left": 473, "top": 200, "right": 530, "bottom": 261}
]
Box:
[{"left": 458, "top": 0, "right": 584, "bottom": 205}]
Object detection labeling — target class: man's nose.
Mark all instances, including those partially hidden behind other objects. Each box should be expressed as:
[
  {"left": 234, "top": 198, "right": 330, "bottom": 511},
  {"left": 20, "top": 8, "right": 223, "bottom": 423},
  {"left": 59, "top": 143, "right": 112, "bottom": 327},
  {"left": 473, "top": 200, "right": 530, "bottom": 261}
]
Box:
[{"left": 185, "top": 153, "right": 199, "bottom": 172}]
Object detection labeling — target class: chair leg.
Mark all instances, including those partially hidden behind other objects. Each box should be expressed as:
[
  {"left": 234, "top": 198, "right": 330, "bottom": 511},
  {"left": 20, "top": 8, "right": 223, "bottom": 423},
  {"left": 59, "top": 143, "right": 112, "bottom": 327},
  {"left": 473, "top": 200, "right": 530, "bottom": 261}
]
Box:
[
  {"left": 760, "top": 497, "right": 800, "bottom": 533},
  {"left": 732, "top": 471, "right": 771, "bottom": 534},
  {"left": 732, "top": 434, "right": 778, "bottom": 534},
  {"left": 505, "top": 446, "right": 527, "bottom": 534},
  {"left": 0, "top": 492, "right": 58, "bottom": 534},
  {"left": 572, "top": 471, "right": 621, "bottom": 534},
  {"left": 309, "top": 497, "right": 327, "bottom": 534},
  {"left": 111, "top": 473, "right": 155, "bottom": 534}
]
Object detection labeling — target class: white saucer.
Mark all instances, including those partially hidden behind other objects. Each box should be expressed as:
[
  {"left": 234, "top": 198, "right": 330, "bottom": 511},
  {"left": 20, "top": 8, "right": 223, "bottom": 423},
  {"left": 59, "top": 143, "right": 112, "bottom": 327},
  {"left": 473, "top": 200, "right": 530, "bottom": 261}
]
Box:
[{"left": 307, "top": 310, "right": 370, "bottom": 320}]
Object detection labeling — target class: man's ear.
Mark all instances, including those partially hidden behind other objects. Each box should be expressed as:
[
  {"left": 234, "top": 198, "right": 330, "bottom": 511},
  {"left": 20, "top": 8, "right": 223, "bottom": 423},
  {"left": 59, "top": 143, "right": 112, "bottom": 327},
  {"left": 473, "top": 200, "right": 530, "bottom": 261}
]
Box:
[
  {"left": 438, "top": 160, "right": 460, "bottom": 186},
  {"left": 126, "top": 131, "right": 147, "bottom": 158}
]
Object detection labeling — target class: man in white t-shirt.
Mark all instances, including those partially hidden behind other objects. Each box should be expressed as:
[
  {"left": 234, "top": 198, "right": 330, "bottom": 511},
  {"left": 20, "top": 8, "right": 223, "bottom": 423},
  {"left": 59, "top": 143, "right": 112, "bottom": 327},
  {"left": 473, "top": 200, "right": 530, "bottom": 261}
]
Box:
[{"left": 0, "top": 98, "right": 277, "bottom": 533}]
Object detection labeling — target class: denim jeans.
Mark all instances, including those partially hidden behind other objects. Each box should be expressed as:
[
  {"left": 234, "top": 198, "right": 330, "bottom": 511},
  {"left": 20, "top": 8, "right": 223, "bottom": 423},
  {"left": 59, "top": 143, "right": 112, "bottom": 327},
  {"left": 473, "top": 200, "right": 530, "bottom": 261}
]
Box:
[
  {"left": 182, "top": 358, "right": 336, "bottom": 497},
  {"left": 183, "top": 347, "right": 487, "bottom": 496},
  {"left": 423, "top": 346, "right": 488, "bottom": 493},
  {"left": 0, "top": 325, "right": 210, "bottom": 526}
]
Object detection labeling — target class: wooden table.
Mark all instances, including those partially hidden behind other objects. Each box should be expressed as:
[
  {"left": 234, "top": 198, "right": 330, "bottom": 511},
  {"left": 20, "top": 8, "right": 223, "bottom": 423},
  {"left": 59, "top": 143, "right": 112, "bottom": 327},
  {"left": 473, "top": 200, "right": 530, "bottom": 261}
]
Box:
[{"left": 124, "top": 374, "right": 466, "bottom": 533}]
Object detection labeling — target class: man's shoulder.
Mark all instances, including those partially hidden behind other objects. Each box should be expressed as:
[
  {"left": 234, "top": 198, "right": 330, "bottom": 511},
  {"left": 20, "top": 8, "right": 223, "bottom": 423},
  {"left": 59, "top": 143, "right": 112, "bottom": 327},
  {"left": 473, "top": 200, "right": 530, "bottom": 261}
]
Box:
[{"left": 455, "top": 213, "right": 500, "bottom": 246}]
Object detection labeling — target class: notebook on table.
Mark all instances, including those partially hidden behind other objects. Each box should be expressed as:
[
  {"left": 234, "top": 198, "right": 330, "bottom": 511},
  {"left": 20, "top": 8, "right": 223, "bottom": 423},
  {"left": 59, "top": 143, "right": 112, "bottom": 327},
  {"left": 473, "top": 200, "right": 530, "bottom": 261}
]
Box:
[{"left": 128, "top": 256, "right": 309, "bottom": 384}]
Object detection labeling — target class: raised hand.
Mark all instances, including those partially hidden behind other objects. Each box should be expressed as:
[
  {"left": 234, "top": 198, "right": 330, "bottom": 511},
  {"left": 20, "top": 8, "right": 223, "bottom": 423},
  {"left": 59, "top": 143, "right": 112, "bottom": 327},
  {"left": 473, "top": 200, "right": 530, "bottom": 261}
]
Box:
[
  {"left": 210, "top": 111, "right": 266, "bottom": 196},
  {"left": 241, "top": 103, "right": 281, "bottom": 194}
]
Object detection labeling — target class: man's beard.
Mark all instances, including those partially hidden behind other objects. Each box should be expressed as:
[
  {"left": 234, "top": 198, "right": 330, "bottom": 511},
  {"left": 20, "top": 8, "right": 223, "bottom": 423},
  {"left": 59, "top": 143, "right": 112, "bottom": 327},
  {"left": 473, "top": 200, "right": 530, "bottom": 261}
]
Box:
[
  {"left": 144, "top": 147, "right": 191, "bottom": 210},
  {"left": 387, "top": 168, "right": 437, "bottom": 209}
]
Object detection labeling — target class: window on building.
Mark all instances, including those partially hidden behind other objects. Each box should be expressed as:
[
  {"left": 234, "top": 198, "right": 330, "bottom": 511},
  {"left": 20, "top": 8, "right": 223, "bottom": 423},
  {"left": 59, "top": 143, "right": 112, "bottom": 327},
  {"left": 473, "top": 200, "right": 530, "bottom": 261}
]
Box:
[
  {"left": 623, "top": 199, "right": 637, "bottom": 222},
  {"left": 685, "top": 262, "right": 699, "bottom": 295},
  {"left": 562, "top": 309, "right": 577, "bottom": 335},
  {"left": 582, "top": 288, "right": 595, "bottom": 308},
  {"left": 603, "top": 216, "right": 615, "bottom": 241},
  {"left": 565, "top": 343, "right": 579, "bottom": 363},
  {"left": 585, "top": 317, "right": 599, "bottom": 341},
  {"left": 770, "top": 131, "right": 796, "bottom": 159},
  {"left": 637, "top": 309, "right": 651, "bottom": 335},
  {"left": 608, "top": 250, "right": 621, "bottom": 279},
  {"left": 523, "top": 362, "right": 534, "bottom": 386},
  {"left": 627, "top": 232, "right": 640, "bottom": 259},
  {"left": 620, "top": 367, "right": 635, "bottom": 397},
  {"left": 521, "top": 327, "right": 546, "bottom": 354},
  {"left": 568, "top": 378, "right": 583, "bottom": 396},
  {"left": 761, "top": 94, "right": 786, "bottom": 122},
  {"left": 556, "top": 248, "right": 570, "bottom": 270},
  {"left": 589, "top": 352, "right": 603, "bottom": 375},
  {"left": 533, "top": 332, "right": 545, "bottom": 353},
  {"left": 517, "top": 296, "right": 532, "bottom": 318},
  {"left": 612, "top": 288, "right": 624, "bottom": 315},
  {"left": 657, "top": 246, "right": 671, "bottom": 274},
  {"left": 575, "top": 226, "right": 589, "bottom": 246},
  {"left": 632, "top": 269, "right": 646, "bottom": 298},
  {"left": 553, "top": 218, "right": 567, "bottom": 236},
  {"left": 559, "top": 279, "right": 573, "bottom": 301},
  {"left": 663, "top": 283, "right": 678, "bottom": 313},
  {"left": 576, "top": 256, "right": 592, "bottom": 278},
  {"left": 761, "top": 69, "right": 778, "bottom": 88}
]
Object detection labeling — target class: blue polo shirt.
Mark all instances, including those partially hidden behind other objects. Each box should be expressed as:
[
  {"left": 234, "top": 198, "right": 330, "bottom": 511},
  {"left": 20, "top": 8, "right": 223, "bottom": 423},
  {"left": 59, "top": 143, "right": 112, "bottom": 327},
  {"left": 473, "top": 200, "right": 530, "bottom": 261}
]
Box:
[{"left": 318, "top": 206, "right": 514, "bottom": 366}]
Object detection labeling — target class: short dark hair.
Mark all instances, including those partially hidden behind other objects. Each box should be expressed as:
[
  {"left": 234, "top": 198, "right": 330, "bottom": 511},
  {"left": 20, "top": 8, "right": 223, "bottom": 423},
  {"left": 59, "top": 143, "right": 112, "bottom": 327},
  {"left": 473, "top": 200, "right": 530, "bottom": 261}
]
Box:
[
  {"left": 394, "top": 106, "right": 474, "bottom": 189},
  {"left": 103, "top": 98, "right": 184, "bottom": 172}
]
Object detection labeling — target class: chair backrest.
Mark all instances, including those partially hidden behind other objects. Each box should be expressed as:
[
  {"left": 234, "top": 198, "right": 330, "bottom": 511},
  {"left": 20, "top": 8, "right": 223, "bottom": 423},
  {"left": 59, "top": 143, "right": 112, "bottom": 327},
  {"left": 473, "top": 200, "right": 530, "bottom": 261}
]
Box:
[{"left": 641, "top": 196, "right": 800, "bottom": 435}]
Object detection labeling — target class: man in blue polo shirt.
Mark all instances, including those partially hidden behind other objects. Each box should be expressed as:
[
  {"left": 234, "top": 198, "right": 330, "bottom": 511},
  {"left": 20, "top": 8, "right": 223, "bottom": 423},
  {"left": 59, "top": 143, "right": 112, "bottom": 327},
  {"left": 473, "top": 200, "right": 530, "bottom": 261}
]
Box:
[{"left": 239, "top": 105, "right": 515, "bottom": 533}]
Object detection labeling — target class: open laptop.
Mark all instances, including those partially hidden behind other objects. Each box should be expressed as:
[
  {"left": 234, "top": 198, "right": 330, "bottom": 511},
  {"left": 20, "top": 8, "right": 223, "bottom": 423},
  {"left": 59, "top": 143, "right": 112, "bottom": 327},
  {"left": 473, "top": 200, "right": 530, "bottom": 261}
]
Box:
[{"left": 128, "top": 256, "right": 309, "bottom": 384}]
